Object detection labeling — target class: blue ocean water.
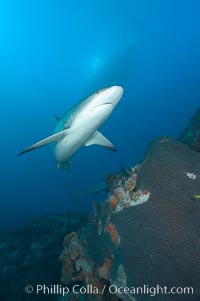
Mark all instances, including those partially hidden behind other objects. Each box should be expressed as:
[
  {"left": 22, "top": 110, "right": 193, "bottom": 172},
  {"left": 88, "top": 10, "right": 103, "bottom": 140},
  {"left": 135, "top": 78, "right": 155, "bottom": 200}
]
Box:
[{"left": 1, "top": 0, "right": 200, "bottom": 229}]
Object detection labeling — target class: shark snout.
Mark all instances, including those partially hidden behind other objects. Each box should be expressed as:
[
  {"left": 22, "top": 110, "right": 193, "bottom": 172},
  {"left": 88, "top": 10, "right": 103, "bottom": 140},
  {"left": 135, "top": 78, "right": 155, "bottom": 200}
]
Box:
[
  {"left": 107, "top": 85, "right": 123, "bottom": 107},
  {"left": 110, "top": 85, "right": 123, "bottom": 98},
  {"left": 110, "top": 85, "right": 124, "bottom": 95},
  {"left": 92, "top": 85, "right": 123, "bottom": 110}
]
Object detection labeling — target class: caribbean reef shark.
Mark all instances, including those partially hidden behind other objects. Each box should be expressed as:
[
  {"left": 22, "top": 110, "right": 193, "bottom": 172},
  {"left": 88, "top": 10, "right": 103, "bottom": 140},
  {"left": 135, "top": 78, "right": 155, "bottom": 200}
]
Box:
[
  {"left": 18, "top": 86, "right": 123, "bottom": 168},
  {"left": 64, "top": 180, "right": 107, "bottom": 203}
]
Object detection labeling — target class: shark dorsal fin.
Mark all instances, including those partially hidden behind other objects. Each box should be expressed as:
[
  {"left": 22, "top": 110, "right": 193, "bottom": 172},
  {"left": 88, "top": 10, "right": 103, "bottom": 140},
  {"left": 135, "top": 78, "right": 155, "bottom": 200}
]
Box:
[
  {"left": 84, "top": 131, "right": 117, "bottom": 152},
  {"left": 54, "top": 114, "right": 61, "bottom": 122}
]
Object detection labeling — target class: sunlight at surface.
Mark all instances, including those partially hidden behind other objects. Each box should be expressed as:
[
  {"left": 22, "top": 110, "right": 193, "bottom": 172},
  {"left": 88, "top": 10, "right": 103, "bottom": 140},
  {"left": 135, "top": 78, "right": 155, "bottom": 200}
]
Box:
[{"left": 92, "top": 57, "right": 100, "bottom": 70}]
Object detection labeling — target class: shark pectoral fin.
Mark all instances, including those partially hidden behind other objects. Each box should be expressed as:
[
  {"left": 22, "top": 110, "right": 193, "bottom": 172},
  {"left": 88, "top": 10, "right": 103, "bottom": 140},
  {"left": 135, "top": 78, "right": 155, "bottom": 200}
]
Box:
[
  {"left": 18, "top": 129, "right": 67, "bottom": 156},
  {"left": 84, "top": 131, "right": 117, "bottom": 152}
]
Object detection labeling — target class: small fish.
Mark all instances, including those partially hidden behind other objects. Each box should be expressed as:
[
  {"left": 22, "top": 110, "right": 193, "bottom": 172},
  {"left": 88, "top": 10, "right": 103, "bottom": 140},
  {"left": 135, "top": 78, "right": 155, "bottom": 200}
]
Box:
[{"left": 190, "top": 194, "right": 200, "bottom": 202}]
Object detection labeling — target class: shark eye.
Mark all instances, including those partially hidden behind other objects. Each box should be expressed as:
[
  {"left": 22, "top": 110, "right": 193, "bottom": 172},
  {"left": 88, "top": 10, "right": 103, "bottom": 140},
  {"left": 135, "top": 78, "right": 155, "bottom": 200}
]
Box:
[{"left": 96, "top": 88, "right": 106, "bottom": 95}]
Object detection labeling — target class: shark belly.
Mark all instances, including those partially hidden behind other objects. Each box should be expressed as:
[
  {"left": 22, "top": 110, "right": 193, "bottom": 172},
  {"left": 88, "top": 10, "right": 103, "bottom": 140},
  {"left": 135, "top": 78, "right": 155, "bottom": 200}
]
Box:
[
  {"left": 54, "top": 104, "right": 114, "bottom": 164},
  {"left": 54, "top": 123, "right": 97, "bottom": 163}
]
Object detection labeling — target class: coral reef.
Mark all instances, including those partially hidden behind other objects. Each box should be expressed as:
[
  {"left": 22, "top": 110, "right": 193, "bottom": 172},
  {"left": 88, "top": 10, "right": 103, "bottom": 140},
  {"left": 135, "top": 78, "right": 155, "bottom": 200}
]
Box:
[
  {"left": 104, "top": 223, "right": 120, "bottom": 247},
  {"left": 60, "top": 226, "right": 118, "bottom": 301},
  {"left": 108, "top": 137, "right": 200, "bottom": 301},
  {"left": 106, "top": 165, "right": 150, "bottom": 213},
  {"left": 60, "top": 137, "right": 200, "bottom": 301},
  {"left": 0, "top": 213, "right": 88, "bottom": 301},
  {"left": 97, "top": 259, "right": 113, "bottom": 280},
  {"left": 178, "top": 107, "right": 200, "bottom": 152},
  {"left": 2, "top": 112, "right": 200, "bottom": 301}
]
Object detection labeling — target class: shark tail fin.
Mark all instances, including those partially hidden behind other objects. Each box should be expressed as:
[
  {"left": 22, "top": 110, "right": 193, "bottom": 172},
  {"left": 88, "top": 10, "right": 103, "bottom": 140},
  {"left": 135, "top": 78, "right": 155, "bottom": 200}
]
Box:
[
  {"left": 64, "top": 184, "right": 81, "bottom": 203},
  {"left": 84, "top": 130, "right": 117, "bottom": 152},
  {"left": 54, "top": 114, "right": 61, "bottom": 122},
  {"left": 18, "top": 129, "right": 67, "bottom": 156}
]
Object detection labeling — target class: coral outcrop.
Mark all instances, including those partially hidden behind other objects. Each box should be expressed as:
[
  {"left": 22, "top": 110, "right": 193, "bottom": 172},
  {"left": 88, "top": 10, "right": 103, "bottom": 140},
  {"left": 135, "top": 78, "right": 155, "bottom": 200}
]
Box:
[
  {"left": 178, "top": 107, "right": 200, "bottom": 152},
  {"left": 61, "top": 138, "right": 200, "bottom": 301},
  {"left": 0, "top": 213, "right": 88, "bottom": 301}
]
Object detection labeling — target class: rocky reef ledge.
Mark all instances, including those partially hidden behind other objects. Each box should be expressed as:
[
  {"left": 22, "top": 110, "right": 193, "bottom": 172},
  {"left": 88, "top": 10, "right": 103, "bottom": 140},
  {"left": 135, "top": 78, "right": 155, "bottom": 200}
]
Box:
[
  {"left": 178, "top": 107, "right": 200, "bottom": 152},
  {"left": 60, "top": 137, "right": 200, "bottom": 301},
  {"left": 0, "top": 213, "right": 88, "bottom": 301}
]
